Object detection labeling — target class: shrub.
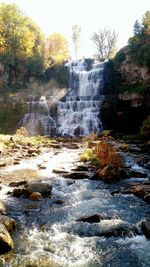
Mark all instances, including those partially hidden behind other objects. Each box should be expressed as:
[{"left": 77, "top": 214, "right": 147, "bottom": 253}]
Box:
[
  {"left": 80, "top": 148, "right": 99, "bottom": 165},
  {"left": 94, "top": 141, "right": 123, "bottom": 170}
]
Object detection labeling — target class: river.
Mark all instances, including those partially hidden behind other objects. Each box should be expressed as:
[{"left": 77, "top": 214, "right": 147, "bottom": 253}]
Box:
[{"left": 0, "top": 145, "right": 150, "bottom": 267}]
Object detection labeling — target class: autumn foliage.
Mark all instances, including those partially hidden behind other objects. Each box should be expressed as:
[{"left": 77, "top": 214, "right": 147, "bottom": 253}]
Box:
[{"left": 94, "top": 141, "right": 123, "bottom": 170}]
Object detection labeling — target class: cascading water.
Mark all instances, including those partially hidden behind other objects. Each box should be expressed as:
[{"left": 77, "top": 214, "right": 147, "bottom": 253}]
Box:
[
  {"left": 57, "top": 59, "right": 104, "bottom": 136},
  {"left": 22, "top": 96, "right": 56, "bottom": 136}
]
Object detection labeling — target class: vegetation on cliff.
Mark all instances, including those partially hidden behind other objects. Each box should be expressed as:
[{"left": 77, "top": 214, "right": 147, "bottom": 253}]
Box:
[
  {"left": 128, "top": 11, "right": 150, "bottom": 68},
  {"left": 112, "top": 10, "right": 150, "bottom": 93}
]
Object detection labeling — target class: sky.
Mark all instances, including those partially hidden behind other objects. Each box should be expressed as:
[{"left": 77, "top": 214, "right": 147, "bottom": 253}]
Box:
[{"left": 0, "top": 0, "right": 150, "bottom": 59}]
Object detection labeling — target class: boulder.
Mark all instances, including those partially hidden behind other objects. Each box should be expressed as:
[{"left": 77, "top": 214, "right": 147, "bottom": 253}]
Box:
[
  {"left": 0, "top": 223, "right": 14, "bottom": 253},
  {"left": 26, "top": 182, "right": 52, "bottom": 196},
  {"left": 0, "top": 216, "right": 16, "bottom": 232},
  {"left": 142, "top": 220, "right": 150, "bottom": 239}
]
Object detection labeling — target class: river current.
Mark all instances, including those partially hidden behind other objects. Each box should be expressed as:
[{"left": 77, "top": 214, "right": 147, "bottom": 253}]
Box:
[{"left": 0, "top": 146, "right": 150, "bottom": 267}]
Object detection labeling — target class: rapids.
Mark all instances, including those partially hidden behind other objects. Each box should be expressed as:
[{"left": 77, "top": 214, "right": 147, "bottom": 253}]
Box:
[{"left": 0, "top": 146, "right": 150, "bottom": 267}]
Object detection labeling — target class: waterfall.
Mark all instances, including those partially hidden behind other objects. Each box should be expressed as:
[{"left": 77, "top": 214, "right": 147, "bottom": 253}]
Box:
[
  {"left": 22, "top": 96, "right": 56, "bottom": 136},
  {"left": 57, "top": 59, "right": 104, "bottom": 136}
]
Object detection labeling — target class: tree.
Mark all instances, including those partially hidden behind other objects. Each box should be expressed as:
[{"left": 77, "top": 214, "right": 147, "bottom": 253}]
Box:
[
  {"left": 72, "top": 25, "right": 81, "bottom": 60},
  {"left": 0, "top": 3, "right": 46, "bottom": 85},
  {"left": 142, "top": 10, "right": 150, "bottom": 35},
  {"left": 47, "top": 33, "right": 69, "bottom": 66},
  {"left": 91, "top": 28, "right": 118, "bottom": 61},
  {"left": 128, "top": 10, "right": 150, "bottom": 68},
  {"left": 133, "top": 20, "right": 142, "bottom": 35}
]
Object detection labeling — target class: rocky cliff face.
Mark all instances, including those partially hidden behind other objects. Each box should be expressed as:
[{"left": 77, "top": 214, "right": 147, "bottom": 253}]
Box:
[
  {"left": 101, "top": 91, "right": 150, "bottom": 134},
  {"left": 115, "top": 46, "right": 150, "bottom": 86},
  {"left": 120, "top": 55, "right": 150, "bottom": 85}
]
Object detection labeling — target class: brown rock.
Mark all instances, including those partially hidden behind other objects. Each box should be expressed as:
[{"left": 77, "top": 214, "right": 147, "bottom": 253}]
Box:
[
  {"left": 99, "top": 165, "right": 118, "bottom": 180},
  {"left": 29, "top": 192, "right": 42, "bottom": 201}
]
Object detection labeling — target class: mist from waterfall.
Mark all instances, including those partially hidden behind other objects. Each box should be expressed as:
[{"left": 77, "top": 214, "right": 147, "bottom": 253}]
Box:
[{"left": 57, "top": 59, "right": 104, "bottom": 136}]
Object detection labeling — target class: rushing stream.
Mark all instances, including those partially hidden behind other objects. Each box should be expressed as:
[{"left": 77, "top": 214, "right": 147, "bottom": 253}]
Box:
[{"left": 0, "top": 146, "right": 150, "bottom": 267}]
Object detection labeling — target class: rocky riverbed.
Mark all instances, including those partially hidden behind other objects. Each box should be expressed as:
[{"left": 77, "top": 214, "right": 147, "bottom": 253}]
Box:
[{"left": 0, "top": 138, "right": 150, "bottom": 266}]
